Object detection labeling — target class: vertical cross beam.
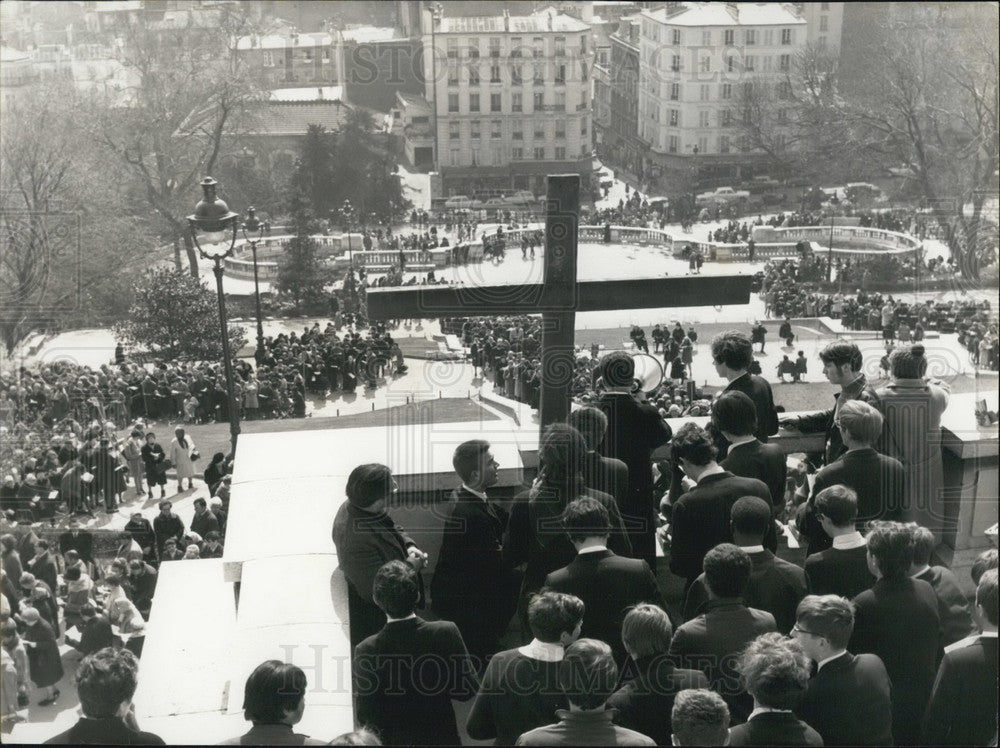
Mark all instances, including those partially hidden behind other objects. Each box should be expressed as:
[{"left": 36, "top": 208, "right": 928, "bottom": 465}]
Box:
[{"left": 539, "top": 174, "right": 580, "bottom": 438}]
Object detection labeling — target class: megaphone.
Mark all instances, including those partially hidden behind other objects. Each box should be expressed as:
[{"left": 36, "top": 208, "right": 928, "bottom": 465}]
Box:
[{"left": 631, "top": 353, "right": 666, "bottom": 396}]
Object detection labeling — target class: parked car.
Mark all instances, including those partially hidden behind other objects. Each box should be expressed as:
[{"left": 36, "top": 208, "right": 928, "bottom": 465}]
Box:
[
  {"left": 444, "top": 195, "right": 474, "bottom": 209},
  {"left": 696, "top": 186, "right": 750, "bottom": 205}
]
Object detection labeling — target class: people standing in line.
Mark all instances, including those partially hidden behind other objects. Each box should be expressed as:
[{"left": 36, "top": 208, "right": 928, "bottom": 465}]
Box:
[{"left": 168, "top": 427, "right": 197, "bottom": 495}]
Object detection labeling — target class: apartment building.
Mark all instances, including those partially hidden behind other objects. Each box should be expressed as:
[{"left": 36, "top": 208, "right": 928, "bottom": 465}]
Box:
[
  {"left": 636, "top": 2, "right": 806, "bottom": 191},
  {"left": 795, "top": 1, "right": 843, "bottom": 55}
]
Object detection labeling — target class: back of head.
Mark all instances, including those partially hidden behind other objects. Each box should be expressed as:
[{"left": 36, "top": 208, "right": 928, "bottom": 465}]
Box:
[
  {"left": 328, "top": 728, "right": 382, "bottom": 746},
  {"left": 527, "top": 591, "right": 585, "bottom": 643},
  {"left": 452, "top": 440, "right": 491, "bottom": 484},
  {"left": 671, "top": 688, "right": 730, "bottom": 746},
  {"left": 711, "top": 391, "right": 757, "bottom": 437},
  {"left": 866, "top": 521, "right": 914, "bottom": 579},
  {"left": 243, "top": 659, "right": 307, "bottom": 724},
  {"left": 731, "top": 496, "right": 772, "bottom": 540},
  {"left": 704, "top": 543, "right": 751, "bottom": 598},
  {"left": 670, "top": 422, "right": 717, "bottom": 467},
  {"left": 836, "top": 399, "right": 883, "bottom": 445},
  {"left": 599, "top": 352, "right": 635, "bottom": 388},
  {"left": 889, "top": 344, "right": 928, "bottom": 379},
  {"left": 621, "top": 603, "right": 673, "bottom": 659},
  {"left": 908, "top": 523, "right": 936, "bottom": 567},
  {"left": 346, "top": 464, "right": 393, "bottom": 509},
  {"left": 539, "top": 423, "right": 587, "bottom": 487},
  {"left": 568, "top": 407, "right": 609, "bottom": 451},
  {"left": 977, "top": 569, "right": 998, "bottom": 627},
  {"left": 738, "top": 632, "right": 811, "bottom": 709},
  {"left": 559, "top": 638, "right": 618, "bottom": 710},
  {"left": 372, "top": 560, "right": 418, "bottom": 619},
  {"left": 562, "top": 497, "right": 611, "bottom": 543},
  {"left": 76, "top": 647, "right": 139, "bottom": 718},
  {"left": 814, "top": 485, "right": 858, "bottom": 527},
  {"left": 972, "top": 549, "right": 999, "bottom": 586},
  {"left": 818, "top": 340, "right": 863, "bottom": 372},
  {"left": 795, "top": 595, "right": 855, "bottom": 650},
  {"left": 711, "top": 331, "right": 753, "bottom": 371}
]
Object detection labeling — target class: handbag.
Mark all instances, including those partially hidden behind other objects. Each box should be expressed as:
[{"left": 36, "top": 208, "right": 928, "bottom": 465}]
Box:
[
  {"left": 161, "top": 459, "right": 173, "bottom": 471},
  {"left": 189, "top": 450, "right": 201, "bottom": 461}
]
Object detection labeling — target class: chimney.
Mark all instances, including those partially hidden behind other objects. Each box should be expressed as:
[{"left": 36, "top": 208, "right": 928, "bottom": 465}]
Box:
[{"left": 503, "top": 9, "right": 509, "bottom": 32}]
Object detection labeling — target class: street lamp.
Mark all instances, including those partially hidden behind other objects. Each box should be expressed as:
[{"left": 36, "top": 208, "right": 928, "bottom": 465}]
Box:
[
  {"left": 187, "top": 176, "right": 241, "bottom": 457},
  {"left": 242, "top": 207, "right": 266, "bottom": 364},
  {"left": 342, "top": 199, "right": 354, "bottom": 266}
]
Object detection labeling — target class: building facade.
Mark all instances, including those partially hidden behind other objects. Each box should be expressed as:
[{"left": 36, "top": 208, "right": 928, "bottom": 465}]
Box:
[
  {"left": 636, "top": 2, "right": 806, "bottom": 193},
  {"left": 795, "top": 1, "right": 843, "bottom": 55}
]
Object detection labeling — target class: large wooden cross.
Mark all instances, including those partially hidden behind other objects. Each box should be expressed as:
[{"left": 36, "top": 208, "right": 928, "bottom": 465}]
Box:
[{"left": 366, "top": 175, "right": 752, "bottom": 438}]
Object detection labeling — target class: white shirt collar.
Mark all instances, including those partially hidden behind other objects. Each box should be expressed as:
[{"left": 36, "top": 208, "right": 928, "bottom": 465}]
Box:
[
  {"left": 747, "top": 707, "right": 793, "bottom": 721},
  {"left": 816, "top": 650, "right": 848, "bottom": 672},
  {"left": 696, "top": 464, "right": 727, "bottom": 483},
  {"left": 386, "top": 613, "right": 417, "bottom": 623},
  {"left": 727, "top": 435, "right": 757, "bottom": 448},
  {"left": 461, "top": 484, "right": 488, "bottom": 501},
  {"left": 577, "top": 545, "right": 608, "bottom": 555},
  {"left": 910, "top": 565, "right": 931, "bottom": 578},
  {"left": 740, "top": 545, "right": 765, "bottom": 554},
  {"left": 832, "top": 532, "right": 866, "bottom": 550},
  {"left": 518, "top": 639, "right": 565, "bottom": 662}
]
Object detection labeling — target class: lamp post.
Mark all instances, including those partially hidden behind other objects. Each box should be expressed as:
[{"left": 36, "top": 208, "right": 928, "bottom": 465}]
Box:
[
  {"left": 187, "top": 177, "right": 241, "bottom": 457},
  {"left": 342, "top": 199, "right": 354, "bottom": 266},
  {"left": 242, "top": 207, "right": 266, "bottom": 364},
  {"left": 828, "top": 214, "right": 835, "bottom": 283}
]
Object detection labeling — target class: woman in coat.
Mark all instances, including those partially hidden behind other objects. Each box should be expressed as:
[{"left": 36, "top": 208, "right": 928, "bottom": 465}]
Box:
[
  {"left": 203, "top": 453, "right": 227, "bottom": 497},
  {"left": 121, "top": 429, "right": 146, "bottom": 498},
  {"left": 140, "top": 432, "right": 167, "bottom": 499},
  {"left": 169, "top": 427, "right": 197, "bottom": 494},
  {"left": 19, "top": 607, "right": 62, "bottom": 706},
  {"left": 875, "top": 344, "right": 950, "bottom": 523}
]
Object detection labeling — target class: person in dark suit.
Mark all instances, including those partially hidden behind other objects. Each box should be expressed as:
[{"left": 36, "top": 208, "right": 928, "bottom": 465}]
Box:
[
  {"left": 803, "top": 486, "right": 875, "bottom": 599},
  {"left": 64, "top": 603, "right": 115, "bottom": 656},
  {"left": 544, "top": 498, "right": 667, "bottom": 665},
  {"left": 568, "top": 407, "right": 629, "bottom": 509},
  {"left": 44, "top": 648, "right": 164, "bottom": 745},
  {"left": 664, "top": 424, "right": 776, "bottom": 587},
  {"left": 333, "top": 464, "right": 429, "bottom": 649},
  {"left": 57, "top": 519, "right": 94, "bottom": 565},
  {"left": 850, "top": 521, "right": 941, "bottom": 746},
  {"left": 908, "top": 524, "right": 976, "bottom": 647},
  {"left": 797, "top": 400, "right": 905, "bottom": 554},
  {"left": 354, "top": 560, "right": 478, "bottom": 746},
  {"left": 466, "top": 591, "right": 584, "bottom": 745},
  {"left": 793, "top": 594, "right": 893, "bottom": 746},
  {"left": 920, "top": 568, "right": 999, "bottom": 746},
  {"left": 669, "top": 544, "right": 777, "bottom": 724},
  {"left": 713, "top": 392, "right": 787, "bottom": 507},
  {"left": 607, "top": 604, "right": 708, "bottom": 745},
  {"left": 152, "top": 500, "right": 185, "bottom": 560},
  {"left": 26, "top": 539, "right": 58, "bottom": 597},
  {"left": 728, "top": 633, "right": 823, "bottom": 746},
  {"left": 594, "top": 352, "right": 673, "bottom": 568},
  {"left": 781, "top": 340, "right": 882, "bottom": 464},
  {"left": 221, "top": 660, "right": 327, "bottom": 745},
  {"left": 710, "top": 331, "right": 778, "bottom": 447},
  {"left": 684, "top": 497, "right": 806, "bottom": 634},
  {"left": 431, "top": 440, "right": 520, "bottom": 665}
]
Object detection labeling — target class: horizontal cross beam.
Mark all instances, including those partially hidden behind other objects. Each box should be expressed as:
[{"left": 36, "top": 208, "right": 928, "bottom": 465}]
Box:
[{"left": 365, "top": 275, "right": 754, "bottom": 319}]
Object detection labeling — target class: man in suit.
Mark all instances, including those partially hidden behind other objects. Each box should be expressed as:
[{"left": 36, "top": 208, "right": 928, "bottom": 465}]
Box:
[
  {"left": 728, "top": 633, "right": 823, "bottom": 746},
  {"left": 127, "top": 559, "right": 157, "bottom": 621},
  {"left": 669, "top": 544, "right": 777, "bottom": 723},
  {"left": 793, "top": 594, "right": 893, "bottom": 746},
  {"left": 466, "top": 591, "right": 584, "bottom": 745},
  {"left": 607, "top": 604, "right": 708, "bottom": 745},
  {"left": 57, "top": 518, "right": 94, "bottom": 565},
  {"left": 684, "top": 497, "right": 806, "bottom": 633},
  {"left": 65, "top": 603, "right": 115, "bottom": 657},
  {"left": 803, "top": 486, "right": 876, "bottom": 599},
  {"left": 431, "top": 440, "right": 519, "bottom": 665},
  {"left": 920, "top": 569, "right": 999, "bottom": 746},
  {"left": 190, "top": 498, "right": 220, "bottom": 542},
  {"left": 515, "top": 638, "right": 655, "bottom": 746},
  {"left": 909, "top": 524, "right": 976, "bottom": 647},
  {"left": 850, "top": 521, "right": 941, "bottom": 746},
  {"left": 781, "top": 340, "right": 881, "bottom": 464},
  {"left": 665, "top": 423, "right": 775, "bottom": 587},
  {"left": 27, "top": 539, "right": 58, "bottom": 596},
  {"left": 710, "top": 331, "right": 778, "bottom": 447},
  {"left": 568, "top": 407, "right": 629, "bottom": 508},
  {"left": 152, "top": 500, "right": 185, "bottom": 560},
  {"left": 797, "top": 400, "right": 904, "bottom": 554},
  {"left": 713, "top": 392, "right": 786, "bottom": 507},
  {"left": 544, "top": 498, "right": 667, "bottom": 665},
  {"left": 595, "top": 352, "right": 673, "bottom": 569},
  {"left": 354, "top": 560, "right": 478, "bottom": 746}
]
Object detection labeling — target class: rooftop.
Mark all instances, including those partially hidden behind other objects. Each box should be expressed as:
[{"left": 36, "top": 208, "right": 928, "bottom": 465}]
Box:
[
  {"left": 438, "top": 12, "right": 590, "bottom": 34},
  {"left": 0, "top": 45, "right": 31, "bottom": 63},
  {"left": 251, "top": 99, "right": 352, "bottom": 137},
  {"left": 235, "top": 32, "right": 332, "bottom": 51},
  {"left": 341, "top": 26, "right": 402, "bottom": 44},
  {"left": 643, "top": 2, "right": 805, "bottom": 27},
  {"left": 268, "top": 86, "right": 343, "bottom": 102}
]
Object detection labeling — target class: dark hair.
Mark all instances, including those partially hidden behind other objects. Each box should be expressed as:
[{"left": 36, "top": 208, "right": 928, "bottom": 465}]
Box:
[
  {"left": 76, "top": 648, "right": 139, "bottom": 718},
  {"left": 64, "top": 566, "right": 82, "bottom": 582},
  {"left": 731, "top": 496, "right": 773, "bottom": 539},
  {"left": 599, "top": 351, "right": 635, "bottom": 388},
  {"left": 559, "top": 638, "right": 619, "bottom": 710},
  {"left": 972, "top": 549, "right": 999, "bottom": 586},
  {"left": 146, "top": 432, "right": 156, "bottom": 440},
  {"left": 562, "top": 497, "right": 611, "bottom": 542},
  {"left": 818, "top": 340, "right": 863, "bottom": 371},
  {"left": 889, "top": 344, "right": 928, "bottom": 379},
  {"left": 158, "top": 500, "right": 172, "bottom": 510},
  {"left": 242, "top": 660, "right": 308, "bottom": 724},
  {"left": 711, "top": 331, "right": 753, "bottom": 371},
  {"left": 568, "top": 407, "right": 609, "bottom": 450},
  {"left": 814, "top": 485, "right": 858, "bottom": 527},
  {"left": 346, "top": 464, "right": 393, "bottom": 509},
  {"left": 738, "top": 632, "right": 811, "bottom": 710},
  {"left": 908, "top": 524, "right": 935, "bottom": 566},
  {"left": 977, "top": 568, "right": 998, "bottom": 627},
  {"left": 452, "top": 440, "right": 491, "bottom": 484},
  {"left": 212, "top": 452, "right": 226, "bottom": 464},
  {"left": 712, "top": 391, "right": 757, "bottom": 437},
  {"left": 703, "top": 543, "right": 751, "bottom": 598},
  {"left": 670, "top": 422, "right": 717, "bottom": 467},
  {"left": 671, "top": 689, "right": 730, "bottom": 746},
  {"left": 35, "top": 539, "right": 49, "bottom": 551},
  {"left": 538, "top": 424, "right": 587, "bottom": 487},
  {"left": 621, "top": 603, "right": 673, "bottom": 658},
  {"left": 194, "top": 498, "right": 207, "bottom": 510},
  {"left": 866, "top": 521, "right": 914, "bottom": 579},
  {"left": 372, "top": 560, "right": 419, "bottom": 618},
  {"left": 80, "top": 603, "right": 96, "bottom": 618},
  {"left": 796, "top": 595, "right": 855, "bottom": 649},
  {"left": 527, "top": 591, "right": 585, "bottom": 643}
]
